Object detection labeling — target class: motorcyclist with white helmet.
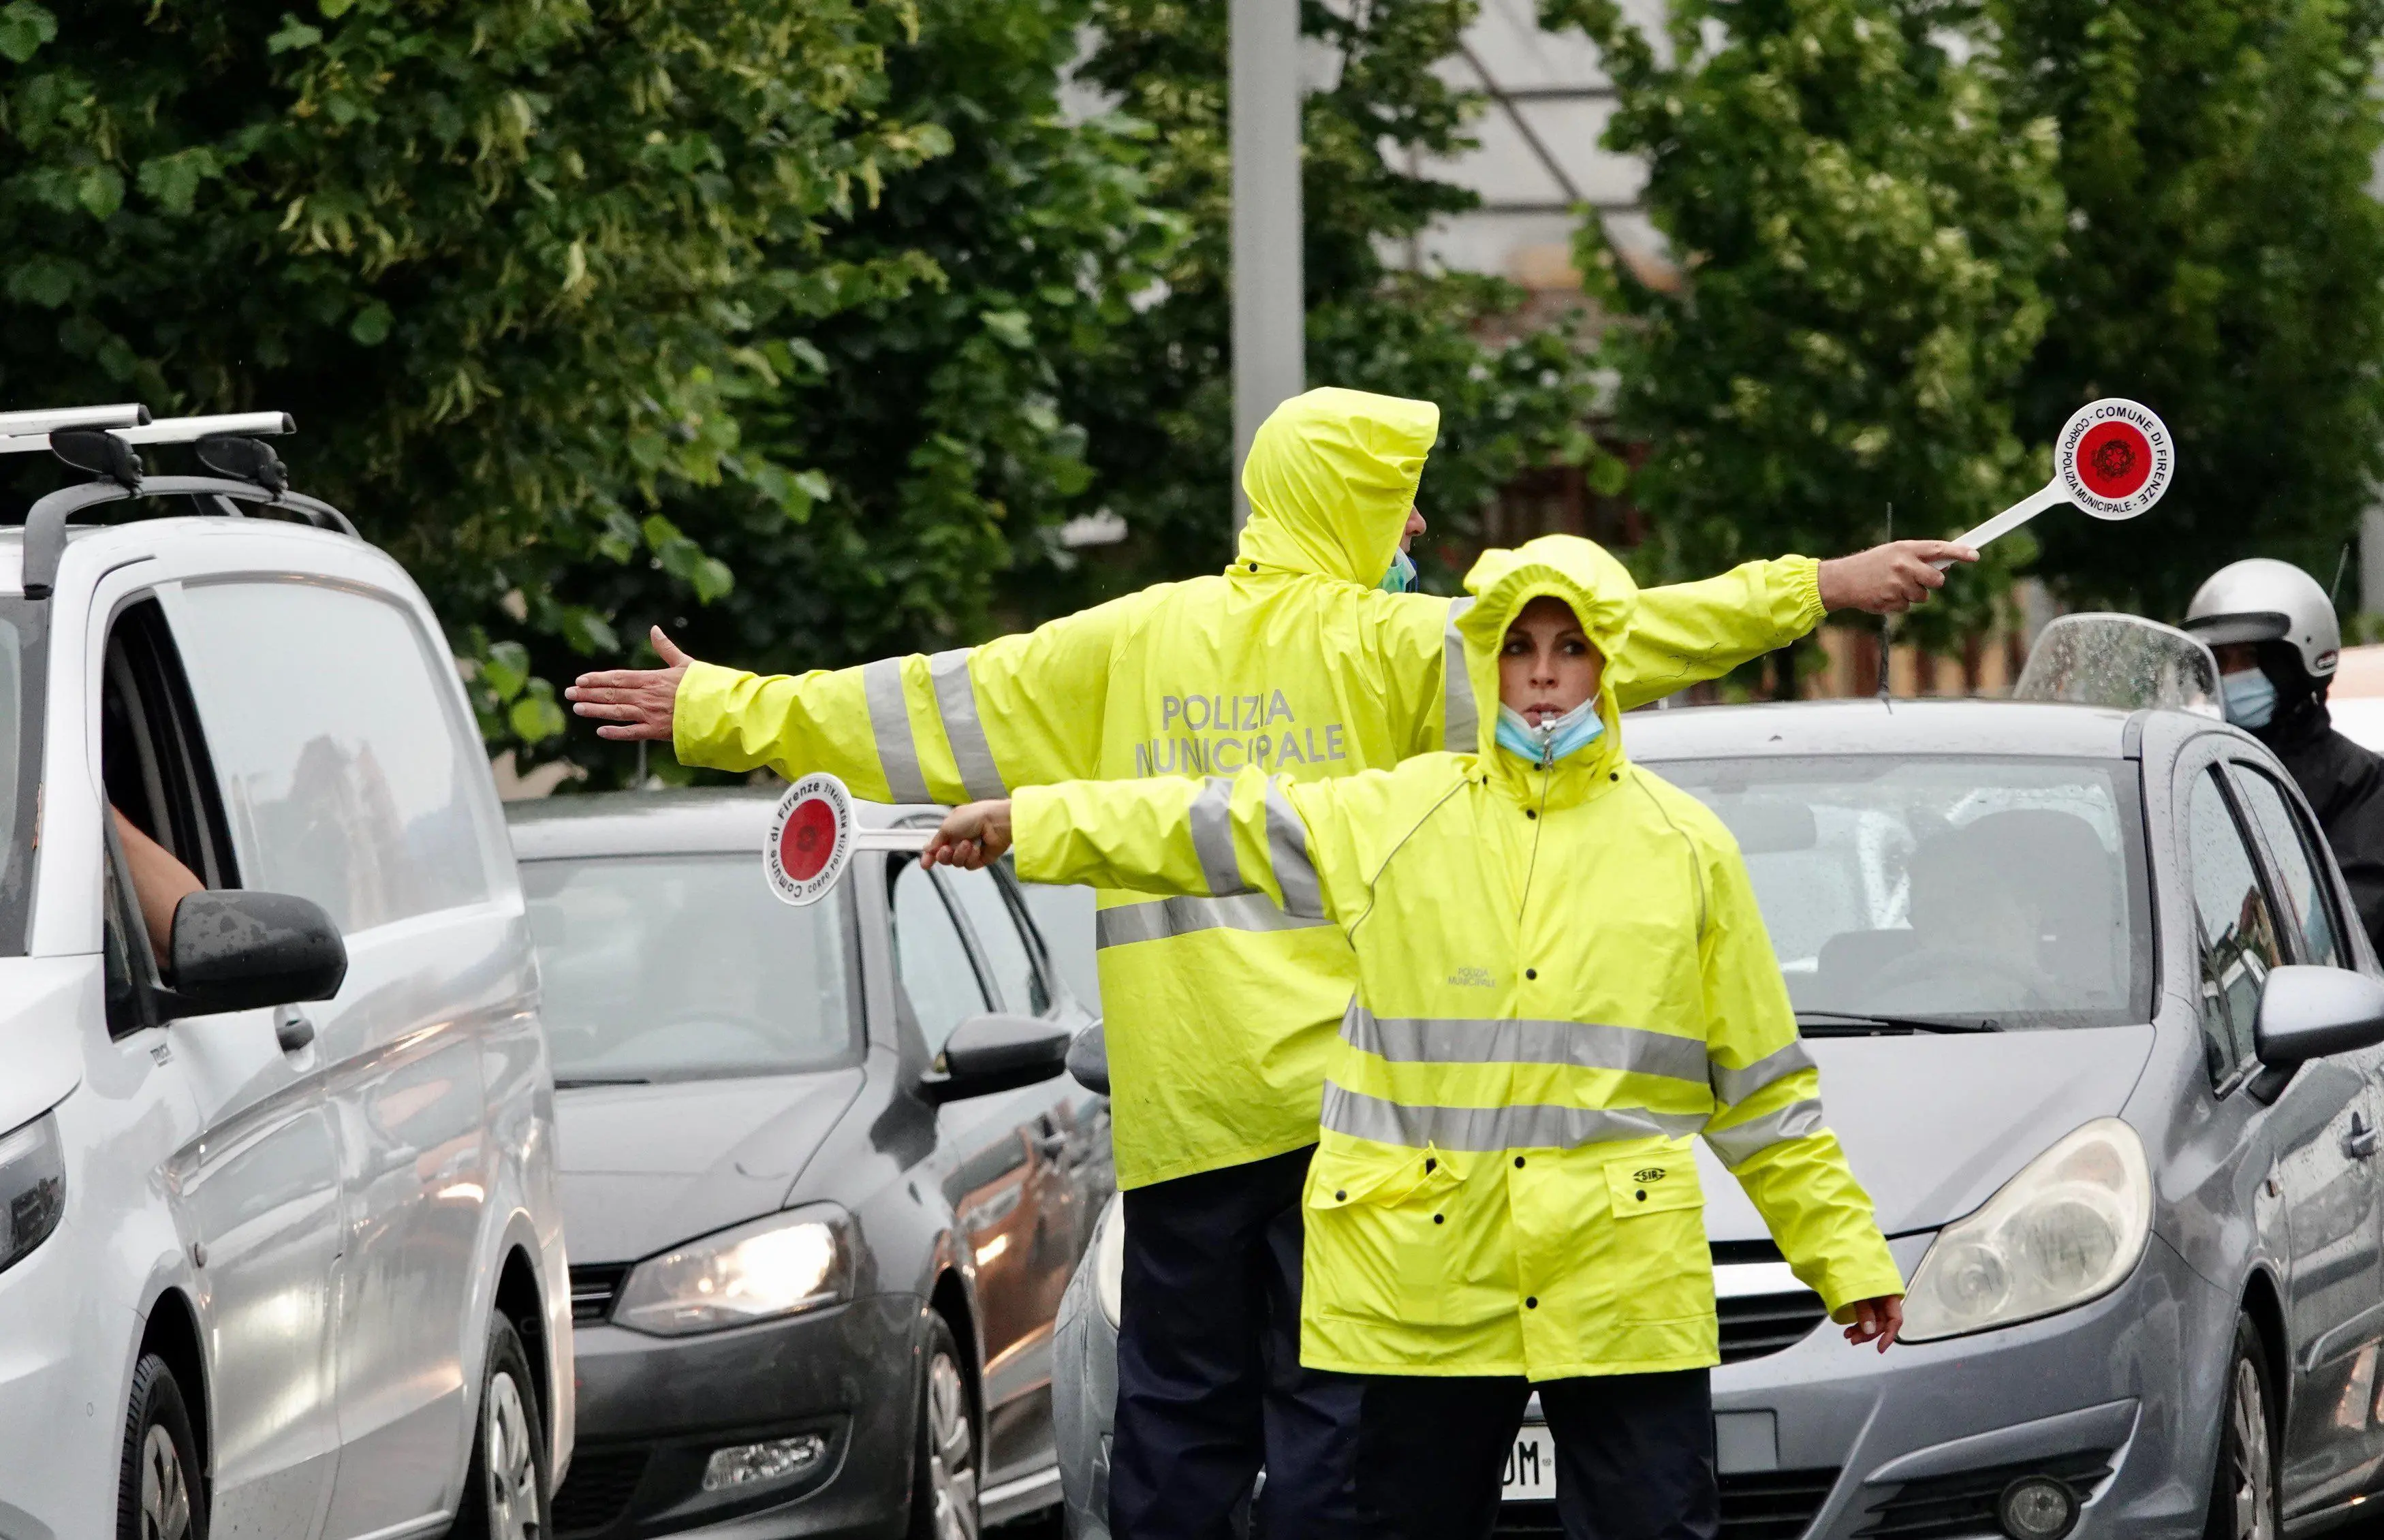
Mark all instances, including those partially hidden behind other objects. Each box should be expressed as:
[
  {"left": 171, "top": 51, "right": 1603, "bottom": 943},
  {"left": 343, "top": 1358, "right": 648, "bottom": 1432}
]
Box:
[{"left": 2183, "top": 558, "right": 2384, "bottom": 949}]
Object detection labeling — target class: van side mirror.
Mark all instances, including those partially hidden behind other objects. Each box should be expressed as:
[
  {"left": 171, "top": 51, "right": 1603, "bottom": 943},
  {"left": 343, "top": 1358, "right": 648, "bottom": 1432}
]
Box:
[
  {"left": 2254, "top": 965, "right": 2384, "bottom": 1069},
  {"left": 166, "top": 890, "right": 347, "bottom": 1016},
  {"left": 920, "top": 1013, "right": 1072, "bottom": 1105}
]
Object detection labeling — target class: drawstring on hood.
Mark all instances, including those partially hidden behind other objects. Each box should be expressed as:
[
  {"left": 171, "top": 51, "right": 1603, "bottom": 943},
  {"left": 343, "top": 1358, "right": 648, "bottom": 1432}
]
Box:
[{"left": 1236, "top": 388, "right": 1440, "bottom": 587}]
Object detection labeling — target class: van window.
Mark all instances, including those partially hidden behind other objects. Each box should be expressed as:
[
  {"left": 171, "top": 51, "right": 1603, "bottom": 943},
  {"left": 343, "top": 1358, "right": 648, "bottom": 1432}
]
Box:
[
  {"left": 2230, "top": 766, "right": 2344, "bottom": 969},
  {"left": 2186, "top": 768, "right": 2283, "bottom": 1078},
  {"left": 163, "top": 581, "right": 499, "bottom": 933},
  {"left": 943, "top": 865, "right": 1050, "bottom": 1016}
]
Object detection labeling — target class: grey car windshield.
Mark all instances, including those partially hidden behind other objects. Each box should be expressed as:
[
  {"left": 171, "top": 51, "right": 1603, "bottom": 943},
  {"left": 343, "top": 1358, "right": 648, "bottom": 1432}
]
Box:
[
  {"left": 522, "top": 853, "right": 858, "bottom": 1080},
  {"left": 1652, "top": 755, "right": 2152, "bottom": 1030}
]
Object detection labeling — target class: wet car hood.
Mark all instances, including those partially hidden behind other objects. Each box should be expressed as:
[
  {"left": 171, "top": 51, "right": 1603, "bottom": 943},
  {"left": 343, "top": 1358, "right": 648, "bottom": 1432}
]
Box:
[
  {"left": 1698, "top": 1024, "right": 2157, "bottom": 1240},
  {"left": 555, "top": 1067, "right": 864, "bottom": 1263}
]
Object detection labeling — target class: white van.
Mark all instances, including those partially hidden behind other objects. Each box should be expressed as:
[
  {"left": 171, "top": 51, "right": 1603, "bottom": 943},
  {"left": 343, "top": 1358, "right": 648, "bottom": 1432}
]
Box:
[{"left": 0, "top": 407, "right": 570, "bottom": 1539}]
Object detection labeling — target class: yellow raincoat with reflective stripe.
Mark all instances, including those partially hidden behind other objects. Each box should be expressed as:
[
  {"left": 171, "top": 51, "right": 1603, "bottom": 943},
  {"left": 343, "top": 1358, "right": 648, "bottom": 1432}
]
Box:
[
  {"left": 1011, "top": 535, "right": 1900, "bottom": 1379},
  {"left": 676, "top": 388, "right": 1830, "bottom": 1191}
]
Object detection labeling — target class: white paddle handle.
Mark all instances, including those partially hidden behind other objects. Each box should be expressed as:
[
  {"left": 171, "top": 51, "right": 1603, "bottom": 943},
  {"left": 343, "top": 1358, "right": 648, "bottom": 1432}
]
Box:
[{"left": 1932, "top": 482, "right": 2067, "bottom": 569}]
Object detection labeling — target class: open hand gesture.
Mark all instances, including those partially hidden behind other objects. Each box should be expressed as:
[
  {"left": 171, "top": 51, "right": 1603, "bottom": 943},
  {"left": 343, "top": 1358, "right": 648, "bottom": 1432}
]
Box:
[{"left": 566, "top": 627, "right": 694, "bottom": 742}]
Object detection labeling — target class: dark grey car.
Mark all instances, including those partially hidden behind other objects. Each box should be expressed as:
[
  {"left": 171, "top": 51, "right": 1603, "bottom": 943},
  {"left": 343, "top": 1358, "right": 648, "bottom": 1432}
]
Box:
[
  {"left": 508, "top": 790, "right": 1114, "bottom": 1538},
  {"left": 1052, "top": 697, "right": 2384, "bottom": 1540}
]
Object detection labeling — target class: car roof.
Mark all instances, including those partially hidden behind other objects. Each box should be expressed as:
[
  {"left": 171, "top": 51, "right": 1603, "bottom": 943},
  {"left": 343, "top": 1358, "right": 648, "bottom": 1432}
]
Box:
[
  {"left": 507, "top": 786, "right": 937, "bottom": 860},
  {"left": 1622, "top": 697, "right": 2152, "bottom": 762}
]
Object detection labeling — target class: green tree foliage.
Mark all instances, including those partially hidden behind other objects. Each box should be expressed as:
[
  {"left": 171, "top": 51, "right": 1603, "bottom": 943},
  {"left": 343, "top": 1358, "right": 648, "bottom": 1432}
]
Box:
[
  {"left": 1545, "top": 0, "right": 2066, "bottom": 650},
  {"left": 0, "top": 0, "right": 942, "bottom": 753},
  {"left": 1991, "top": 0, "right": 2384, "bottom": 617},
  {"left": 1063, "top": 0, "right": 1610, "bottom": 597},
  {"left": 500, "top": 0, "right": 1183, "bottom": 786}
]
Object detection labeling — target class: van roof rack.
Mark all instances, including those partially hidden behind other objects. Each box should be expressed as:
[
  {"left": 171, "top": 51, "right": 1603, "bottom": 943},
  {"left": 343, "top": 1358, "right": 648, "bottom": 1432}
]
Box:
[{"left": 3, "top": 403, "right": 354, "bottom": 600}]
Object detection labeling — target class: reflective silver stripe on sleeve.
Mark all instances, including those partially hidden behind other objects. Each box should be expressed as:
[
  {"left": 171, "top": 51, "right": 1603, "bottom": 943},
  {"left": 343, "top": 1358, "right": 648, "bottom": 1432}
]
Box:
[
  {"left": 863, "top": 658, "right": 931, "bottom": 804},
  {"left": 1442, "top": 596, "right": 1478, "bottom": 753},
  {"left": 1266, "top": 778, "right": 1326, "bottom": 919},
  {"left": 928, "top": 648, "right": 1005, "bottom": 800},
  {"left": 1095, "top": 894, "right": 1332, "bottom": 948},
  {"left": 1190, "top": 776, "right": 1249, "bottom": 896},
  {"left": 1709, "top": 1039, "right": 1817, "bottom": 1106},
  {"left": 1342, "top": 1009, "right": 1706, "bottom": 1083},
  {"left": 1321, "top": 1083, "right": 1708, "bottom": 1153},
  {"left": 1704, "top": 1098, "right": 1828, "bottom": 1167}
]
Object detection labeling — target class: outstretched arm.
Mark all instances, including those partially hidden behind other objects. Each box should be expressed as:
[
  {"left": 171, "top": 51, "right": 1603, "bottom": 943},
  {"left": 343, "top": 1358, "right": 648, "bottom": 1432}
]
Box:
[
  {"left": 567, "top": 595, "right": 1133, "bottom": 803},
  {"left": 1607, "top": 542, "right": 1975, "bottom": 710}
]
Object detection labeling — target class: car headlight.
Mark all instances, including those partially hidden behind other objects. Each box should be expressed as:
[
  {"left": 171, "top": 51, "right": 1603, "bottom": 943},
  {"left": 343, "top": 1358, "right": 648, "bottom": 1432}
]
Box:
[
  {"left": 1901, "top": 1118, "right": 2150, "bottom": 1343},
  {"left": 614, "top": 1206, "right": 851, "bottom": 1337},
  {"left": 1095, "top": 1195, "right": 1124, "bottom": 1330},
  {"left": 0, "top": 1112, "right": 65, "bottom": 1277}
]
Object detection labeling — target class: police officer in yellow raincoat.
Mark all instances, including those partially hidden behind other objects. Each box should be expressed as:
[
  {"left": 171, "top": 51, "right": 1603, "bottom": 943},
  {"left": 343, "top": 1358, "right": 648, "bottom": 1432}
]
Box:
[
  {"left": 568, "top": 390, "right": 1960, "bottom": 1540},
  {"left": 923, "top": 534, "right": 1904, "bottom": 1540}
]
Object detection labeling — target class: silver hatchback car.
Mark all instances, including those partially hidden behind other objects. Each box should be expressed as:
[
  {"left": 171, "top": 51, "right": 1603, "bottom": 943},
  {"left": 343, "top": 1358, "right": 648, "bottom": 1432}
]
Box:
[{"left": 1054, "top": 697, "right": 2384, "bottom": 1540}]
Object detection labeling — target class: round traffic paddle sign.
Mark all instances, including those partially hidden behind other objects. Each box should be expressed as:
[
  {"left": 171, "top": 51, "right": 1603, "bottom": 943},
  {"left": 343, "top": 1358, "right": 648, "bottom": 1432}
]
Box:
[
  {"left": 766, "top": 772, "right": 854, "bottom": 906},
  {"left": 1944, "top": 397, "right": 2174, "bottom": 563},
  {"left": 2056, "top": 398, "right": 2171, "bottom": 520}
]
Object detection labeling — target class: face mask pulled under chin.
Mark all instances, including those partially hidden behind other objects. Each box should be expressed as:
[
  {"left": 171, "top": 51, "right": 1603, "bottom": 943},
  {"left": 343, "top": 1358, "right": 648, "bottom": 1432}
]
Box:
[
  {"left": 1496, "top": 700, "right": 1605, "bottom": 767},
  {"left": 2221, "top": 667, "right": 2278, "bottom": 730},
  {"left": 1378, "top": 548, "right": 1418, "bottom": 595}
]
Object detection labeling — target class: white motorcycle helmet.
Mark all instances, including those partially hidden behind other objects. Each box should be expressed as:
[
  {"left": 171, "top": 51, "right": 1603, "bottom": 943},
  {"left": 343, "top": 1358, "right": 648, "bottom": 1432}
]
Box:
[{"left": 2182, "top": 558, "right": 2342, "bottom": 685}]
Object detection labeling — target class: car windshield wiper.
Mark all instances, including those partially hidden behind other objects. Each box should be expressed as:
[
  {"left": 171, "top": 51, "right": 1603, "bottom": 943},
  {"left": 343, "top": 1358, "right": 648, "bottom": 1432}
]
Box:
[
  {"left": 552, "top": 1073, "right": 653, "bottom": 1088},
  {"left": 1794, "top": 1010, "right": 2003, "bottom": 1036}
]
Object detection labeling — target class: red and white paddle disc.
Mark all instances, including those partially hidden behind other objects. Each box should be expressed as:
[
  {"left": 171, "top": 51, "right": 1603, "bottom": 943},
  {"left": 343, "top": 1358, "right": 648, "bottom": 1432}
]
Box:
[
  {"left": 2056, "top": 398, "right": 2171, "bottom": 519},
  {"left": 766, "top": 772, "right": 854, "bottom": 906}
]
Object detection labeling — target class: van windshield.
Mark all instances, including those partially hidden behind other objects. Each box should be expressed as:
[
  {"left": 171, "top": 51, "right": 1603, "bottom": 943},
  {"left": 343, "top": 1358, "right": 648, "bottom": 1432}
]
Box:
[
  {"left": 522, "top": 854, "right": 861, "bottom": 1082},
  {"left": 0, "top": 603, "right": 38, "bottom": 958},
  {"left": 1650, "top": 755, "right": 2152, "bottom": 1031}
]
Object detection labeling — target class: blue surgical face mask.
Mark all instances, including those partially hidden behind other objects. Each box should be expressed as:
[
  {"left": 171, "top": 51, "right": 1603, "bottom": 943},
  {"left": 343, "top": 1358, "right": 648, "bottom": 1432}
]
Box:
[
  {"left": 1378, "top": 548, "right": 1417, "bottom": 595},
  {"left": 1496, "top": 700, "right": 1605, "bottom": 768},
  {"left": 2222, "top": 667, "right": 2278, "bottom": 730}
]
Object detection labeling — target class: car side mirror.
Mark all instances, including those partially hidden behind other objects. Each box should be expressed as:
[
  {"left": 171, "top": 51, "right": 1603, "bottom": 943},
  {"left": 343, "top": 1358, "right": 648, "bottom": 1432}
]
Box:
[
  {"left": 920, "top": 1013, "right": 1073, "bottom": 1105},
  {"left": 2254, "top": 965, "right": 2384, "bottom": 1069},
  {"left": 1067, "top": 1022, "right": 1110, "bottom": 1097},
  {"left": 166, "top": 890, "right": 347, "bottom": 1016}
]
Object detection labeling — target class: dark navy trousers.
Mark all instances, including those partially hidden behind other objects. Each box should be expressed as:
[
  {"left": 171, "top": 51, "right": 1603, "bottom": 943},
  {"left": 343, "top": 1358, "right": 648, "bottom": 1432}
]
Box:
[
  {"left": 1353, "top": 1368, "right": 1719, "bottom": 1540},
  {"left": 1108, "top": 1144, "right": 1361, "bottom": 1540}
]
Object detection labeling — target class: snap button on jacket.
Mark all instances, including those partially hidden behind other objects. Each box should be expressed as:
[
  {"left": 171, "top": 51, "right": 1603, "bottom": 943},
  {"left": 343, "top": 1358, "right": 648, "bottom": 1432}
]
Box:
[
  {"left": 1014, "top": 535, "right": 1902, "bottom": 1379},
  {"left": 674, "top": 390, "right": 1828, "bottom": 1192}
]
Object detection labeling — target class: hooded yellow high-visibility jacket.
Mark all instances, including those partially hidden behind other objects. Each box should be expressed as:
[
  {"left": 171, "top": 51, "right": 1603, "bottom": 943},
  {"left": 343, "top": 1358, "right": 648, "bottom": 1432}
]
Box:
[
  {"left": 1009, "top": 535, "right": 1901, "bottom": 1379},
  {"left": 676, "top": 388, "right": 1832, "bottom": 1191}
]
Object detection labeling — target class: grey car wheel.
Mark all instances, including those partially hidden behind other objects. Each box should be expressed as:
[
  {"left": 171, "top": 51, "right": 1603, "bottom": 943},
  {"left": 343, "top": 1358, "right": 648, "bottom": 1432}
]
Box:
[
  {"left": 911, "top": 1315, "right": 981, "bottom": 1540},
  {"left": 453, "top": 1315, "right": 551, "bottom": 1540},
  {"left": 117, "top": 1353, "right": 204, "bottom": 1540},
  {"left": 2209, "top": 1317, "right": 2278, "bottom": 1540}
]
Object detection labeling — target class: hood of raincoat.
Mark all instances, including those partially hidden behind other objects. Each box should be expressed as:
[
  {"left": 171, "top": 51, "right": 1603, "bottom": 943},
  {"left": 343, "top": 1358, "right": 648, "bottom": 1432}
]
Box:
[
  {"left": 1235, "top": 387, "right": 1440, "bottom": 586},
  {"left": 1454, "top": 536, "right": 1640, "bottom": 792}
]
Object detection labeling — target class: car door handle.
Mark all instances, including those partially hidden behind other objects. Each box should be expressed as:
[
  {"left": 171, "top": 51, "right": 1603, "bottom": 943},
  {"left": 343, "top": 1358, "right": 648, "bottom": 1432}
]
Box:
[
  {"left": 2346, "top": 1114, "right": 2379, "bottom": 1161},
  {"left": 275, "top": 1007, "right": 316, "bottom": 1054}
]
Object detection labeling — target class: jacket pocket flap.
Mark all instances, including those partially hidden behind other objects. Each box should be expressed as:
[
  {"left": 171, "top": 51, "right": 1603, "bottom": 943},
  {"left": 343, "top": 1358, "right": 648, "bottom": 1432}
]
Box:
[
  {"left": 1605, "top": 1154, "right": 1700, "bottom": 1216},
  {"left": 1309, "top": 1143, "right": 1461, "bottom": 1209}
]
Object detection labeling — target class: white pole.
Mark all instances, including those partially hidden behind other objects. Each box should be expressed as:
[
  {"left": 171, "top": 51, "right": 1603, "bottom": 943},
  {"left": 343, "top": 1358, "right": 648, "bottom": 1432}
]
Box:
[{"left": 1229, "top": 0, "right": 1304, "bottom": 531}]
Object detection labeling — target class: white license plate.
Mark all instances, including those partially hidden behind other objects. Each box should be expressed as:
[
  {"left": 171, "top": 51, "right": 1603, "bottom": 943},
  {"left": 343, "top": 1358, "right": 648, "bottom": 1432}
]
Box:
[{"left": 1502, "top": 1424, "right": 1556, "bottom": 1500}]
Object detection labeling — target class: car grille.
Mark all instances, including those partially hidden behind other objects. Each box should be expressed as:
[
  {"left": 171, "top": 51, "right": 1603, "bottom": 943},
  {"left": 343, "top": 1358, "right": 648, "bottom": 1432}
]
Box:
[
  {"left": 553, "top": 1447, "right": 650, "bottom": 1537},
  {"left": 1719, "top": 1291, "right": 1830, "bottom": 1364},
  {"left": 570, "top": 1263, "right": 629, "bottom": 1325},
  {"left": 1853, "top": 1449, "right": 2114, "bottom": 1539},
  {"left": 1497, "top": 1466, "right": 1842, "bottom": 1539}
]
